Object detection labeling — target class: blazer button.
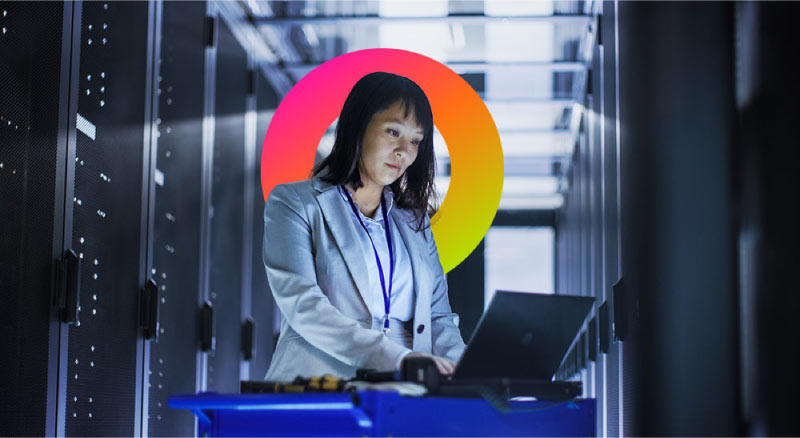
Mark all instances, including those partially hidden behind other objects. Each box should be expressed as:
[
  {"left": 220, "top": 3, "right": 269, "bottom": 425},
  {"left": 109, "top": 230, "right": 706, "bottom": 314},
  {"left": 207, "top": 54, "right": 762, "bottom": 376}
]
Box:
[
  {"left": 364, "top": 318, "right": 372, "bottom": 325},
  {"left": 417, "top": 324, "right": 425, "bottom": 334}
]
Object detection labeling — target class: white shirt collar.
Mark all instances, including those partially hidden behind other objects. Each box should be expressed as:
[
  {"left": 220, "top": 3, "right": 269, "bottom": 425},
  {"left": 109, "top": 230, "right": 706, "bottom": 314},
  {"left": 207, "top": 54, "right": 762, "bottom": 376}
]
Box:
[{"left": 337, "top": 185, "right": 394, "bottom": 221}]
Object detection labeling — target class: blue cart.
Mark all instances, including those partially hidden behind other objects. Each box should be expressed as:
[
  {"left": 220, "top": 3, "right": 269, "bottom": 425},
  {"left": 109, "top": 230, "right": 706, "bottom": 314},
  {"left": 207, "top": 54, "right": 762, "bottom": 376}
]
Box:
[{"left": 169, "top": 391, "right": 595, "bottom": 436}]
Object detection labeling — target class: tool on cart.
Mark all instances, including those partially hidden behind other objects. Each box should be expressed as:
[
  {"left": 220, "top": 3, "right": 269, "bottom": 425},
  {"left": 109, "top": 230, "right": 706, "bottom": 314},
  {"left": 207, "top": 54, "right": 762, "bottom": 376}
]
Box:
[
  {"left": 240, "top": 360, "right": 433, "bottom": 396},
  {"left": 240, "top": 374, "right": 346, "bottom": 393},
  {"left": 242, "top": 356, "right": 580, "bottom": 408}
]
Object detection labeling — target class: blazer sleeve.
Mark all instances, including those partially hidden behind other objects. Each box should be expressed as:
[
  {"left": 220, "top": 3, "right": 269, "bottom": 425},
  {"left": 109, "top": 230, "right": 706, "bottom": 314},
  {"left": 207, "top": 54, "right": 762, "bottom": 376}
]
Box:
[
  {"left": 263, "top": 184, "right": 410, "bottom": 372},
  {"left": 423, "top": 220, "right": 468, "bottom": 363}
]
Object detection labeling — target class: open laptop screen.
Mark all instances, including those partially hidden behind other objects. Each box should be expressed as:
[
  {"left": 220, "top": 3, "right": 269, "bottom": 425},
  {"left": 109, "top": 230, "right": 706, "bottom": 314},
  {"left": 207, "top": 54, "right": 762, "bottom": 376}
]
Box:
[{"left": 453, "top": 291, "right": 594, "bottom": 380}]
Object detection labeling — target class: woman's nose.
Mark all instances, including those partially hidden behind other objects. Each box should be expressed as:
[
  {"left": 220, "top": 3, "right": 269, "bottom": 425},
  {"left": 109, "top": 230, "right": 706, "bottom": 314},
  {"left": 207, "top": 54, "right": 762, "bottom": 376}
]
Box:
[{"left": 395, "top": 139, "right": 414, "bottom": 154}]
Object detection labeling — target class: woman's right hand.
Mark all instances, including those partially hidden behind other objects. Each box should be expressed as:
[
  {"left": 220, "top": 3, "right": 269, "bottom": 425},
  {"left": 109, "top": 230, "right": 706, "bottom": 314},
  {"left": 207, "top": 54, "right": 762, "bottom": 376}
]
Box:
[{"left": 402, "top": 351, "right": 457, "bottom": 375}]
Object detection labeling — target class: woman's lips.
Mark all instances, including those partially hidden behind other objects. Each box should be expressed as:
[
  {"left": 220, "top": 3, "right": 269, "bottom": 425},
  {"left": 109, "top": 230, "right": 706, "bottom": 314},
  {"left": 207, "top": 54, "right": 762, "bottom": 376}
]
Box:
[{"left": 386, "top": 163, "right": 401, "bottom": 170}]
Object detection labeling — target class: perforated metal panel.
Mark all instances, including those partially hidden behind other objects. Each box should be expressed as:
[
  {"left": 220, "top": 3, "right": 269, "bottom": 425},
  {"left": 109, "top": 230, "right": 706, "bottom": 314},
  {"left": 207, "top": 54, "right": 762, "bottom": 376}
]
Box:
[
  {"left": 554, "top": 3, "right": 625, "bottom": 436},
  {"left": 250, "top": 71, "right": 280, "bottom": 380},
  {"left": 206, "top": 18, "right": 247, "bottom": 393},
  {"left": 64, "top": 2, "right": 149, "bottom": 435},
  {"left": 146, "top": 1, "right": 206, "bottom": 436},
  {"left": 0, "top": 1, "right": 66, "bottom": 435}
]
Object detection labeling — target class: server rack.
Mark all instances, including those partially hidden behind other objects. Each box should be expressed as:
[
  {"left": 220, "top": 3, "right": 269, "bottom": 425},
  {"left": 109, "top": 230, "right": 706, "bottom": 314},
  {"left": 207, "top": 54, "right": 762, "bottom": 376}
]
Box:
[
  {"left": 2, "top": 1, "right": 281, "bottom": 435},
  {"left": 145, "top": 1, "right": 207, "bottom": 436},
  {"left": 599, "top": 3, "right": 623, "bottom": 436},
  {"left": 617, "top": 2, "right": 739, "bottom": 434},
  {"left": 554, "top": 1, "right": 624, "bottom": 435},
  {"left": 62, "top": 2, "right": 153, "bottom": 435},
  {"left": 204, "top": 16, "right": 249, "bottom": 394},
  {"left": 0, "top": 2, "right": 72, "bottom": 436},
  {"left": 556, "top": 1, "right": 742, "bottom": 436}
]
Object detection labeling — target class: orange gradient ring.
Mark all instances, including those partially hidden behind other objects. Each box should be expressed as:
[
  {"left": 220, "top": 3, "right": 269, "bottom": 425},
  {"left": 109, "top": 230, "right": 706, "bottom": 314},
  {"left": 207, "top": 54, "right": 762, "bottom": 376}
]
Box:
[{"left": 261, "top": 48, "right": 503, "bottom": 272}]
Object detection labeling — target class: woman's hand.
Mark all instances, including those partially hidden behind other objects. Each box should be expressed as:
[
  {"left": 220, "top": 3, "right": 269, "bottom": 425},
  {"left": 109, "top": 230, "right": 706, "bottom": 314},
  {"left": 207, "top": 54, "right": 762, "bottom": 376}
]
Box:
[{"left": 402, "top": 352, "right": 457, "bottom": 375}]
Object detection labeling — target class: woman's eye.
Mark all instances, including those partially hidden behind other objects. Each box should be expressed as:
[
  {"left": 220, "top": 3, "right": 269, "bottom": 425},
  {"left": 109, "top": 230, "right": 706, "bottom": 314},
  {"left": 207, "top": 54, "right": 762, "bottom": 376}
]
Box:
[
  {"left": 411, "top": 139, "right": 420, "bottom": 146},
  {"left": 388, "top": 129, "right": 399, "bottom": 136}
]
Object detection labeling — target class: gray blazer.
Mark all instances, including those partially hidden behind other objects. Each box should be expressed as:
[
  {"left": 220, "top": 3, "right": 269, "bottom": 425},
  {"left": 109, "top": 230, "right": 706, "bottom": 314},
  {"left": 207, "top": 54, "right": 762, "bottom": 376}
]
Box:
[{"left": 262, "top": 176, "right": 466, "bottom": 381}]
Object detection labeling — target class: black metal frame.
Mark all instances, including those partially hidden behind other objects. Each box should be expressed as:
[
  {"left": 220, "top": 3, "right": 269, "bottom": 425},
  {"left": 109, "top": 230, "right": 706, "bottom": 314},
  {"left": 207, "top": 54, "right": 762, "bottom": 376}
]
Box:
[
  {"left": 138, "top": 0, "right": 162, "bottom": 435},
  {"left": 196, "top": 2, "right": 218, "bottom": 399},
  {"left": 54, "top": 2, "right": 83, "bottom": 435},
  {"left": 240, "top": 54, "right": 257, "bottom": 382}
]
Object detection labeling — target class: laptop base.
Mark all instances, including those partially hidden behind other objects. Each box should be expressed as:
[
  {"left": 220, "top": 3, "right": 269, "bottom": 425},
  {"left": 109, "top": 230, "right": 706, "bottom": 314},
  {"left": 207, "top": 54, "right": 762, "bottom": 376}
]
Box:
[{"left": 438, "top": 378, "right": 582, "bottom": 403}]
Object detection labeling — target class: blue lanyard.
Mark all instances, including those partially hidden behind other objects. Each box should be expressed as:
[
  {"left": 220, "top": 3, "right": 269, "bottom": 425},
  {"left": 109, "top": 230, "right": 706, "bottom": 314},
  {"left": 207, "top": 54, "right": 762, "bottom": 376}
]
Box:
[{"left": 342, "top": 186, "right": 395, "bottom": 335}]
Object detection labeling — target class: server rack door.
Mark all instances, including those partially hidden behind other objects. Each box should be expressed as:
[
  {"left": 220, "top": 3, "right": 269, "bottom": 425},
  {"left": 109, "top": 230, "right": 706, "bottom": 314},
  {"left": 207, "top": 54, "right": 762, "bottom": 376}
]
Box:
[
  {"left": 64, "top": 2, "right": 150, "bottom": 435},
  {"left": 600, "top": 2, "right": 622, "bottom": 437},
  {"left": 0, "top": 2, "right": 69, "bottom": 436},
  {"left": 250, "top": 72, "right": 280, "bottom": 380},
  {"left": 206, "top": 18, "right": 248, "bottom": 393},
  {"left": 145, "top": 1, "right": 206, "bottom": 436},
  {"left": 617, "top": 2, "right": 739, "bottom": 435}
]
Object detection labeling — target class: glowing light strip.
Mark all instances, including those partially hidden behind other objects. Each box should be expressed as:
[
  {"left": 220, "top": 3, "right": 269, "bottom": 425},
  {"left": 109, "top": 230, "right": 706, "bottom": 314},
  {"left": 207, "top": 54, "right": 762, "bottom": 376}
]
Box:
[{"left": 76, "top": 113, "right": 96, "bottom": 140}]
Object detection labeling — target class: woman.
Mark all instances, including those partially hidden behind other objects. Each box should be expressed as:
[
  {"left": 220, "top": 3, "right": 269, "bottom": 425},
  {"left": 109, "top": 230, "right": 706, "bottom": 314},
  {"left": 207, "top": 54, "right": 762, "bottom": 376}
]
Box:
[{"left": 263, "top": 72, "right": 466, "bottom": 381}]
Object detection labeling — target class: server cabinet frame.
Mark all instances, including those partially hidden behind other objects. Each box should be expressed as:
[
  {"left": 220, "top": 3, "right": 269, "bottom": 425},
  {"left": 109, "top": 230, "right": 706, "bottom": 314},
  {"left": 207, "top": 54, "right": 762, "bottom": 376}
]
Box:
[
  {"left": 196, "top": 1, "right": 218, "bottom": 398},
  {"left": 240, "top": 53, "right": 258, "bottom": 382},
  {"left": 139, "top": 0, "right": 162, "bottom": 435},
  {"left": 52, "top": 2, "right": 81, "bottom": 437},
  {"left": 205, "top": 12, "right": 249, "bottom": 393},
  {"left": 55, "top": 1, "right": 156, "bottom": 435},
  {"left": 0, "top": 1, "right": 77, "bottom": 435},
  {"left": 143, "top": 1, "right": 209, "bottom": 436},
  {"left": 54, "top": 2, "right": 83, "bottom": 435}
]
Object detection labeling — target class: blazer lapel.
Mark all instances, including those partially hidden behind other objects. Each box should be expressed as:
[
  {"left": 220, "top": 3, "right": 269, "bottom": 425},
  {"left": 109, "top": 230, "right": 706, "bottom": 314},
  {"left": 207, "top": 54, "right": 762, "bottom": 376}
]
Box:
[
  {"left": 313, "top": 178, "right": 372, "bottom": 311},
  {"left": 392, "top": 210, "right": 427, "bottom": 310}
]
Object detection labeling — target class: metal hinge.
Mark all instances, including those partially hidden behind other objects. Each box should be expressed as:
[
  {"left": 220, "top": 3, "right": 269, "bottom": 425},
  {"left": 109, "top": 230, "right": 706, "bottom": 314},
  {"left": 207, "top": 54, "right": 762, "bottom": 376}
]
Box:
[
  {"left": 599, "top": 300, "right": 609, "bottom": 354},
  {"left": 199, "top": 301, "right": 215, "bottom": 352},
  {"left": 139, "top": 279, "right": 159, "bottom": 340},
  {"left": 588, "top": 315, "right": 598, "bottom": 362},
  {"left": 586, "top": 68, "right": 593, "bottom": 96},
  {"left": 55, "top": 250, "right": 81, "bottom": 324},
  {"left": 242, "top": 318, "right": 254, "bottom": 360},
  {"left": 205, "top": 16, "right": 217, "bottom": 48},
  {"left": 248, "top": 69, "right": 257, "bottom": 96},
  {"left": 596, "top": 14, "right": 603, "bottom": 46}
]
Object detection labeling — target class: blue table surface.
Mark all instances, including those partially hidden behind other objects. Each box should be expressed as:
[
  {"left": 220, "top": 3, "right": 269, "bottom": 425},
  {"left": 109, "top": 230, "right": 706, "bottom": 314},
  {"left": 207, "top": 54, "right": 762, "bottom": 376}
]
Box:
[{"left": 170, "top": 391, "right": 596, "bottom": 437}]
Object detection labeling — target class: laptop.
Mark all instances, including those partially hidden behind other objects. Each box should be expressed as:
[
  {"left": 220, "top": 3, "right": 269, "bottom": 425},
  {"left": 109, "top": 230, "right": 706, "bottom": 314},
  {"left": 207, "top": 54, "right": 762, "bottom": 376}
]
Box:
[
  {"left": 450, "top": 290, "right": 594, "bottom": 381},
  {"left": 241, "top": 291, "right": 594, "bottom": 400}
]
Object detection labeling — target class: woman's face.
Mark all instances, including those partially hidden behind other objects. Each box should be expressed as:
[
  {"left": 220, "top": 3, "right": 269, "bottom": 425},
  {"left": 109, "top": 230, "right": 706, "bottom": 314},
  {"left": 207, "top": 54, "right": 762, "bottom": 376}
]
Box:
[{"left": 358, "top": 100, "right": 423, "bottom": 189}]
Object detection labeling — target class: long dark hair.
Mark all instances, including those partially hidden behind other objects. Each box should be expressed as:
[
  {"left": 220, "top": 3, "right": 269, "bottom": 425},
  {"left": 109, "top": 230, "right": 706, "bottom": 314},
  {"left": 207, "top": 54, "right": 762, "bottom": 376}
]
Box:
[{"left": 313, "top": 72, "right": 437, "bottom": 231}]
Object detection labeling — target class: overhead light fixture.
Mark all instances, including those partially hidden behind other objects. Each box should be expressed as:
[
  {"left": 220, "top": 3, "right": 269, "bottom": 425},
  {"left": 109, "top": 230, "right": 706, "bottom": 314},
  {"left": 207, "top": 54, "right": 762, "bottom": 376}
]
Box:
[
  {"left": 498, "top": 195, "right": 564, "bottom": 210},
  {"left": 378, "top": 0, "right": 448, "bottom": 17},
  {"left": 502, "top": 176, "right": 559, "bottom": 195},
  {"left": 484, "top": 0, "right": 555, "bottom": 17}
]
